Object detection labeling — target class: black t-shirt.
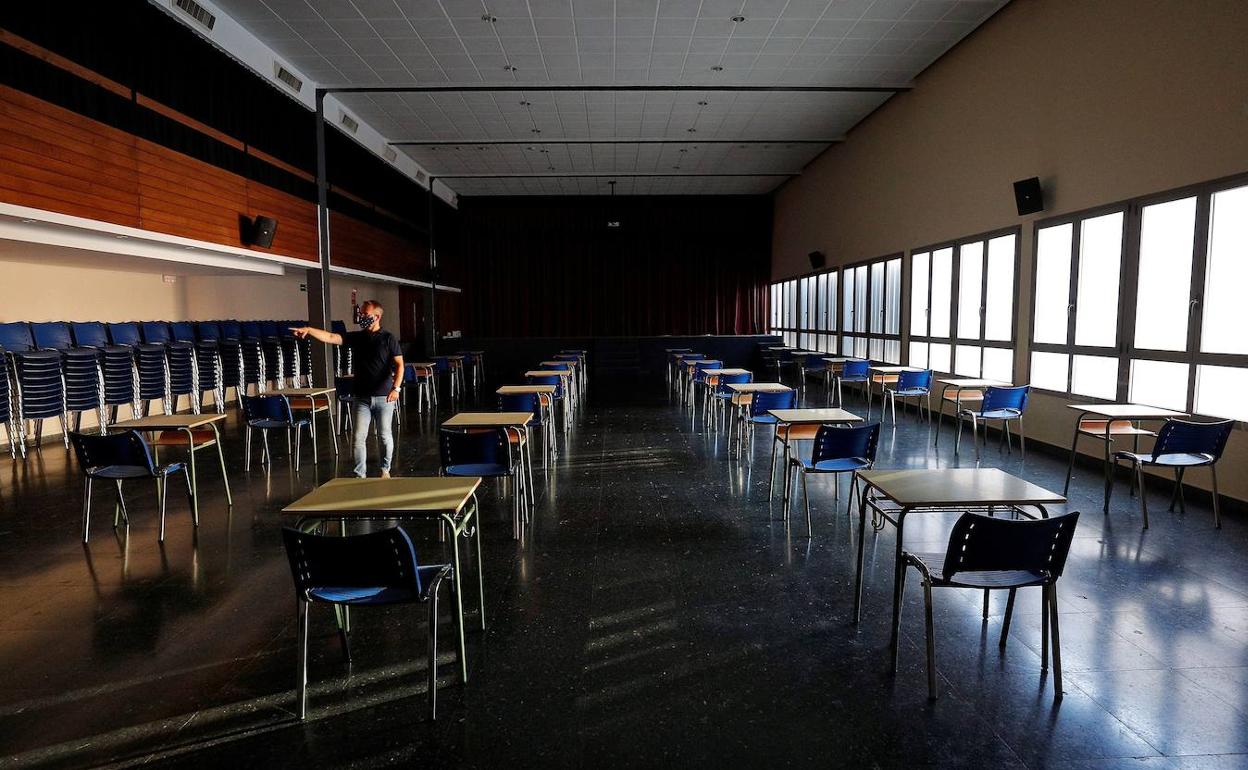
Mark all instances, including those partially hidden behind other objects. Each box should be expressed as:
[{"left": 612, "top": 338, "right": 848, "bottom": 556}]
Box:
[{"left": 344, "top": 329, "right": 402, "bottom": 397}]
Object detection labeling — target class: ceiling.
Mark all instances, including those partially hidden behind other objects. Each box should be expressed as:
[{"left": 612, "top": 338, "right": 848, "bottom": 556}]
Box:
[{"left": 212, "top": 0, "right": 1009, "bottom": 195}]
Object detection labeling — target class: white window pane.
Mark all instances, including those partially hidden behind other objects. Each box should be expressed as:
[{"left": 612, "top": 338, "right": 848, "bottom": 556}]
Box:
[
  {"left": 929, "top": 343, "right": 951, "bottom": 373},
  {"left": 958, "top": 241, "right": 984, "bottom": 339},
  {"left": 955, "top": 345, "right": 982, "bottom": 377},
  {"left": 1129, "top": 359, "right": 1189, "bottom": 412},
  {"left": 855, "top": 267, "right": 868, "bottom": 333},
  {"left": 885, "top": 258, "right": 902, "bottom": 335},
  {"left": 799, "top": 277, "right": 810, "bottom": 329},
  {"left": 982, "top": 347, "right": 1014, "bottom": 382},
  {"left": 842, "top": 336, "right": 856, "bottom": 355},
  {"left": 1072, "top": 354, "right": 1118, "bottom": 399},
  {"left": 1201, "top": 185, "right": 1248, "bottom": 355},
  {"left": 842, "top": 268, "right": 854, "bottom": 331},
  {"left": 1134, "top": 197, "right": 1196, "bottom": 352},
  {"left": 1030, "top": 351, "right": 1069, "bottom": 391},
  {"left": 984, "top": 234, "right": 1016, "bottom": 341},
  {"left": 870, "top": 262, "right": 885, "bottom": 333},
  {"left": 1074, "top": 212, "right": 1124, "bottom": 347},
  {"left": 909, "top": 341, "right": 928, "bottom": 368},
  {"left": 855, "top": 337, "right": 868, "bottom": 358},
  {"left": 930, "top": 247, "right": 953, "bottom": 338},
  {"left": 910, "top": 251, "right": 929, "bottom": 336},
  {"left": 826, "top": 273, "right": 838, "bottom": 332},
  {"left": 1034, "top": 224, "right": 1073, "bottom": 344},
  {"left": 869, "top": 337, "right": 883, "bottom": 360},
  {"left": 1196, "top": 364, "right": 1248, "bottom": 421}
]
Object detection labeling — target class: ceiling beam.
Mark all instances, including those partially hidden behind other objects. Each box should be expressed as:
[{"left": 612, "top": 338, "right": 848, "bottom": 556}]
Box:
[
  {"left": 392, "top": 138, "right": 843, "bottom": 146},
  {"left": 434, "top": 172, "right": 799, "bottom": 179},
  {"left": 321, "top": 84, "right": 909, "bottom": 95}
]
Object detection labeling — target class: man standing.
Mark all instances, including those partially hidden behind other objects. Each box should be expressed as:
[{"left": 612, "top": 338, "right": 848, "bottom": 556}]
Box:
[{"left": 292, "top": 300, "right": 403, "bottom": 478}]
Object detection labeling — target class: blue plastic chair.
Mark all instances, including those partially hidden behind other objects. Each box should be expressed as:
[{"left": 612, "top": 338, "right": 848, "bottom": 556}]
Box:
[
  {"left": 899, "top": 511, "right": 1080, "bottom": 702},
  {"left": 786, "top": 423, "right": 881, "bottom": 535},
  {"left": 402, "top": 362, "right": 437, "bottom": 414},
  {"left": 689, "top": 359, "right": 723, "bottom": 410},
  {"left": 957, "top": 385, "right": 1030, "bottom": 459},
  {"left": 70, "top": 430, "right": 191, "bottom": 543},
  {"left": 711, "top": 371, "right": 753, "bottom": 431},
  {"left": 740, "top": 389, "right": 798, "bottom": 497},
  {"left": 833, "top": 359, "right": 871, "bottom": 407},
  {"left": 1111, "top": 418, "right": 1234, "bottom": 529},
  {"left": 440, "top": 427, "right": 528, "bottom": 539},
  {"left": 280, "top": 526, "right": 454, "bottom": 720},
  {"left": 241, "top": 394, "right": 310, "bottom": 471},
  {"left": 884, "top": 369, "right": 933, "bottom": 423}
]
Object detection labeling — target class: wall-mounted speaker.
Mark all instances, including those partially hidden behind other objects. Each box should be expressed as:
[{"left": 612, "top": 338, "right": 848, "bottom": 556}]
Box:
[
  {"left": 808, "top": 250, "right": 826, "bottom": 270},
  {"left": 1013, "top": 177, "right": 1044, "bottom": 216},
  {"left": 250, "top": 215, "right": 278, "bottom": 248}
]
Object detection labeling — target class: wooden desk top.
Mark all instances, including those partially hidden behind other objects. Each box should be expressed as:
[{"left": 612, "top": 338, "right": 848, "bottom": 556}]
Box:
[
  {"left": 443, "top": 412, "right": 533, "bottom": 428},
  {"left": 727, "top": 383, "right": 791, "bottom": 393},
  {"left": 788, "top": 351, "right": 821, "bottom": 357},
  {"left": 938, "top": 378, "right": 1008, "bottom": 388},
  {"left": 857, "top": 468, "right": 1066, "bottom": 508},
  {"left": 497, "top": 385, "right": 557, "bottom": 394},
  {"left": 540, "top": 361, "right": 575, "bottom": 368},
  {"left": 768, "top": 346, "right": 796, "bottom": 350},
  {"left": 870, "top": 366, "right": 923, "bottom": 373},
  {"left": 112, "top": 414, "right": 227, "bottom": 430},
  {"left": 407, "top": 362, "right": 436, "bottom": 368},
  {"left": 1067, "top": 403, "right": 1188, "bottom": 420},
  {"left": 268, "top": 387, "right": 336, "bottom": 397},
  {"left": 283, "top": 477, "right": 481, "bottom": 516},
  {"left": 768, "top": 408, "right": 863, "bottom": 424},
  {"left": 527, "top": 370, "right": 573, "bottom": 378},
  {"left": 666, "top": 348, "right": 693, "bottom": 353},
  {"left": 703, "top": 368, "right": 750, "bottom": 376},
  {"left": 823, "top": 357, "right": 862, "bottom": 364},
  {"left": 673, "top": 352, "right": 704, "bottom": 359}
]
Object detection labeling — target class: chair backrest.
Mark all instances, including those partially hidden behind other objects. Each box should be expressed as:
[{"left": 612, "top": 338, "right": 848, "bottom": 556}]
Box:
[
  {"left": 982, "top": 385, "right": 1029, "bottom": 413},
  {"left": 240, "top": 321, "right": 263, "bottom": 339},
  {"left": 260, "top": 320, "right": 280, "bottom": 338},
  {"left": 527, "top": 374, "right": 563, "bottom": 396},
  {"left": 1152, "top": 419, "right": 1234, "bottom": 461},
  {"left": 693, "top": 359, "right": 722, "bottom": 373},
  {"left": 29, "top": 322, "right": 74, "bottom": 350},
  {"left": 897, "top": 369, "right": 932, "bottom": 390},
  {"left": 170, "top": 322, "right": 198, "bottom": 342},
  {"left": 107, "top": 322, "right": 143, "bottom": 346},
  {"left": 281, "top": 527, "right": 424, "bottom": 597},
  {"left": 440, "top": 427, "right": 508, "bottom": 469},
  {"left": 543, "top": 361, "right": 571, "bottom": 371},
  {"left": 716, "top": 371, "right": 754, "bottom": 394},
  {"left": 500, "top": 392, "right": 541, "bottom": 420},
  {"left": 0, "top": 322, "right": 35, "bottom": 352},
  {"left": 553, "top": 354, "right": 578, "bottom": 362},
  {"left": 196, "top": 321, "right": 223, "bottom": 342},
  {"left": 842, "top": 360, "right": 870, "bottom": 378},
  {"left": 70, "top": 322, "right": 110, "bottom": 347},
  {"left": 812, "top": 423, "right": 881, "bottom": 463},
  {"left": 749, "top": 388, "right": 796, "bottom": 415},
  {"left": 141, "top": 322, "right": 172, "bottom": 344},
  {"left": 940, "top": 511, "right": 1080, "bottom": 581},
  {"left": 219, "top": 320, "right": 243, "bottom": 340},
  {"left": 70, "top": 430, "right": 156, "bottom": 473},
  {"left": 241, "top": 394, "right": 293, "bottom": 424}
]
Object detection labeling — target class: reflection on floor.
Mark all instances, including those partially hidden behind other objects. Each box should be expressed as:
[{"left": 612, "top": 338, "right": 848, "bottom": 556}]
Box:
[{"left": 1, "top": 380, "right": 1247, "bottom": 769}]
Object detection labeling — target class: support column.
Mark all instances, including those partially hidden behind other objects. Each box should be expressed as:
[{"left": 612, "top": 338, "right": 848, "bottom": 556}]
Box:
[
  {"left": 424, "top": 176, "right": 438, "bottom": 358},
  {"left": 309, "top": 88, "right": 334, "bottom": 387}
]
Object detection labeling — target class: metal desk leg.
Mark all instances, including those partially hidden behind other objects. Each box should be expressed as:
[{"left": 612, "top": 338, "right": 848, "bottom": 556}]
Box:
[
  {"left": 853, "top": 476, "right": 868, "bottom": 624},
  {"left": 210, "top": 423, "right": 232, "bottom": 506},
  {"left": 934, "top": 385, "right": 951, "bottom": 446},
  {"left": 442, "top": 512, "right": 469, "bottom": 682},
  {"left": 1102, "top": 427, "right": 1113, "bottom": 512},
  {"left": 180, "top": 427, "right": 200, "bottom": 526},
  {"left": 888, "top": 509, "right": 908, "bottom": 672},
  {"left": 472, "top": 495, "right": 486, "bottom": 630}
]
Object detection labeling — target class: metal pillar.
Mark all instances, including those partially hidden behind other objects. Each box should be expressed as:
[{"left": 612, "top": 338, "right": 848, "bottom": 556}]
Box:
[{"left": 308, "top": 88, "right": 334, "bottom": 387}]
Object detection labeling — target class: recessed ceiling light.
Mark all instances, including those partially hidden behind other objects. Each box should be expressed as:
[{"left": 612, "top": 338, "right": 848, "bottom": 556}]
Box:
[
  {"left": 686, "top": 128, "right": 697, "bottom": 133},
  {"left": 547, "top": 165, "right": 555, "bottom": 170},
  {"left": 697, "top": 100, "right": 708, "bottom": 106},
  {"left": 526, "top": 145, "right": 537, "bottom": 150},
  {"left": 731, "top": 15, "right": 745, "bottom": 22},
  {"left": 519, "top": 100, "right": 531, "bottom": 106},
  {"left": 504, "top": 64, "right": 517, "bottom": 71},
  {"left": 711, "top": 65, "right": 724, "bottom": 72},
  {"left": 531, "top": 128, "right": 542, "bottom": 134},
  {"left": 539, "top": 148, "right": 549, "bottom": 152},
  {"left": 481, "top": 13, "right": 497, "bottom": 21}
]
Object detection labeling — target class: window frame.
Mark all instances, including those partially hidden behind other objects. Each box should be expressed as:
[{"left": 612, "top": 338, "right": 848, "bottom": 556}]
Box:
[
  {"left": 1026, "top": 170, "right": 1248, "bottom": 421},
  {"left": 841, "top": 252, "right": 903, "bottom": 363},
  {"left": 768, "top": 266, "right": 840, "bottom": 351},
  {"left": 910, "top": 226, "right": 1022, "bottom": 379}
]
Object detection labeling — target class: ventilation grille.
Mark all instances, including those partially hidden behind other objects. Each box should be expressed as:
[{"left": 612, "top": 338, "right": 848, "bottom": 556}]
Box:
[
  {"left": 174, "top": 0, "right": 216, "bottom": 30},
  {"left": 339, "top": 113, "right": 359, "bottom": 133},
  {"left": 275, "top": 64, "right": 303, "bottom": 94},
  {"left": 383, "top": 146, "right": 398, "bottom": 163}
]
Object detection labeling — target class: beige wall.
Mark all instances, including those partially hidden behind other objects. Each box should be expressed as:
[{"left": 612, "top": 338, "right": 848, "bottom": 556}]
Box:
[{"left": 771, "top": 0, "right": 1248, "bottom": 503}]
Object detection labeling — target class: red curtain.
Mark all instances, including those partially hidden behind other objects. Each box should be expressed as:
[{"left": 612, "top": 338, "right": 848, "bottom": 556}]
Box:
[{"left": 457, "top": 196, "right": 771, "bottom": 337}]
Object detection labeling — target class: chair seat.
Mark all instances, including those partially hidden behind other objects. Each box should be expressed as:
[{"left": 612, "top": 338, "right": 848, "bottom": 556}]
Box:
[
  {"left": 792, "top": 456, "right": 871, "bottom": 472},
  {"left": 906, "top": 553, "right": 1049, "bottom": 589},
  {"left": 750, "top": 414, "right": 780, "bottom": 424},
  {"left": 307, "top": 565, "right": 447, "bottom": 605},
  {"left": 963, "top": 408, "right": 1022, "bottom": 420},
  {"left": 249, "top": 418, "right": 310, "bottom": 429},
  {"left": 1115, "top": 451, "right": 1215, "bottom": 467},
  {"left": 777, "top": 424, "right": 820, "bottom": 441},
  {"left": 445, "top": 462, "right": 512, "bottom": 477},
  {"left": 891, "top": 387, "right": 929, "bottom": 397},
  {"left": 838, "top": 375, "right": 869, "bottom": 383},
  {"left": 88, "top": 462, "right": 184, "bottom": 479}
]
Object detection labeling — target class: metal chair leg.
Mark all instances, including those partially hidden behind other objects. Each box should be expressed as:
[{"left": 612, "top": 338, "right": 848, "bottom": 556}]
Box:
[
  {"left": 428, "top": 577, "right": 442, "bottom": 720},
  {"left": 1211, "top": 464, "right": 1222, "bottom": 529},
  {"left": 801, "top": 470, "right": 812, "bottom": 537},
  {"left": 157, "top": 473, "right": 168, "bottom": 542},
  {"left": 924, "top": 579, "right": 937, "bottom": 700},
  {"left": 296, "top": 600, "right": 309, "bottom": 720},
  {"left": 1000, "top": 587, "right": 1016, "bottom": 648},
  {"left": 1049, "top": 583, "right": 1063, "bottom": 701},
  {"left": 244, "top": 425, "right": 252, "bottom": 471},
  {"left": 81, "top": 477, "right": 93, "bottom": 543},
  {"left": 1136, "top": 462, "right": 1149, "bottom": 529}
]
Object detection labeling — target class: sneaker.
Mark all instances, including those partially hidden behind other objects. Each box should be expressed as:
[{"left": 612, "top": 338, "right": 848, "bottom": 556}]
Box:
[{"left": 380, "top": 469, "right": 391, "bottom": 479}]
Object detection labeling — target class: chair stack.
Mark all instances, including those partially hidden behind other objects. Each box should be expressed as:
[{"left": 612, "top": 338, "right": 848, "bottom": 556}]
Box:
[
  {"left": 69, "top": 322, "right": 138, "bottom": 422},
  {"left": 257, "top": 321, "right": 286, "bottom": 389},
  {"left": 142, "top": 322, "right": 200, "bottom": 414},
  {"left": 0, "top": 345, "right": 13, "bottom": 457},
  {"left": 30, "top": 322, "right": 107, "bottom": 433},
  {"left": 0, "top": 322, "right": 69, "bottom": 455},
  {"left": 108, "top": 322, "right": 170, "bottom": 417},
  {"left": 172, "top": 322, "right": 224, "bottom": 413},
  {"left": 331, "top": 320, "right": 351, "bottom": 375}
]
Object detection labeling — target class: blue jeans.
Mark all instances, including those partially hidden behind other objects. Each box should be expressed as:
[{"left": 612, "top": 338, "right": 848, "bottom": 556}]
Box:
[{"left": 351, "top": 396, "right": 396, "bottom": 477}]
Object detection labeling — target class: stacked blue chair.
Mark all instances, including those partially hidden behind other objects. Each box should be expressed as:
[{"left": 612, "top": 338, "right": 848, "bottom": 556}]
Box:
[
  {"left": 331, "top": 320, "right": 351, "bottom": 375},
  {"left": 240, "top": 321, "right": 272, "bottom": 392},
  {"left": 141, "top": 322, "right": 199, "bottom": 414},
  {"left": 172, "top": 321, "right": 224, "bottom": 413},
  {"left": 712, "top": 371, "right": 753, "bottom": 435},
  {"left": 201, "top": 321, "right": 245, "bottom": 406},
  {"left": 278, "top": 322, "right": 305, "bottom": 387},
  {"left": 258, "top": 321, "right": 286, "bottom": 389},
  {"left": 31, "top": 322, "right": 106, "bottom": 433},
  {"left": 70, "top": 322, "right": 137, "bottom": 422},
  {"left": 0, "top": 322, "right": 69, "bottom": 455},
  {"left": 0, "top": 345, "right": 13, "bottom": 457},
  {"left": 108, "top": 322, "right": 169, "bottom": 417}
]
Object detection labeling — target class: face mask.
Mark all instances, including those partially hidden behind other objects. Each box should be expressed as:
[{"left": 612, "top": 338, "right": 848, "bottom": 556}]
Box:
[{"left": 358, "top": 315, "right": 376, "bottom": 330}]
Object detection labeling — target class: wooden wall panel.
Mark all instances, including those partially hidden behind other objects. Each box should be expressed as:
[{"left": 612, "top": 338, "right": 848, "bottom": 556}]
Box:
[{"left": 330, "top": 210, "right": 427, "bottom": 281}]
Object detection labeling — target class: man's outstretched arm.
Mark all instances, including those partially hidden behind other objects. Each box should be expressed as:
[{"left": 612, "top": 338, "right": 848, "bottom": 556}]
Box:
[{"left": 290, "top": 326, "right": 343, "bottom": 346}]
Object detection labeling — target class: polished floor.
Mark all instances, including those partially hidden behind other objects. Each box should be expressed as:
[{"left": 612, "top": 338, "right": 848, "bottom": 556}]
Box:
[{"left": 2, "top": 379, "right": 1247, "bottom": 769}]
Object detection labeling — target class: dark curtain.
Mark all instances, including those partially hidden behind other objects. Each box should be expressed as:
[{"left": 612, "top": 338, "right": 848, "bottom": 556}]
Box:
[{"left": 458, "top": 196, "right": 771, "bottom": 337}]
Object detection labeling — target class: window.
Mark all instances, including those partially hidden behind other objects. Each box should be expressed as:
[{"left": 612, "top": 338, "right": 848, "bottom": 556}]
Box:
[
  {"left": 1029, "top": 176, "right": 1248, "bottom": 422},
  {"left": 842, "top": 255, "right": 901, "bottom": 362},
  {"left": 768, "top": 270, "right": 838, "bottom": 351},
  {"left": 910, "top": 230, "right": 1018, "bottom": 379}
]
